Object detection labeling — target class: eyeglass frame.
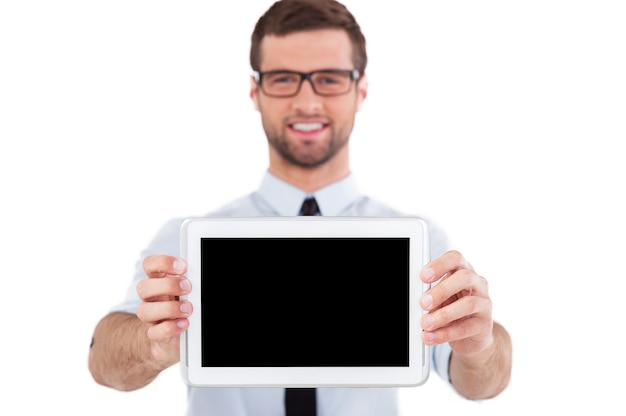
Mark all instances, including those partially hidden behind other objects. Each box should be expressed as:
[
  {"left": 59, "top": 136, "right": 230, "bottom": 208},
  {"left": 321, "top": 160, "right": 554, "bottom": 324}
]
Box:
[{"left": 252, "top": 69, "right": 362, "bottom": 98}]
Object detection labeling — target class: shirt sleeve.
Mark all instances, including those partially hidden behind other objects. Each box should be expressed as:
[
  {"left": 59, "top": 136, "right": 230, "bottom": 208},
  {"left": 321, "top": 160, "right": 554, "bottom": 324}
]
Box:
[{"left": 431, "top": 342, "right": 453, "bottom": 383}]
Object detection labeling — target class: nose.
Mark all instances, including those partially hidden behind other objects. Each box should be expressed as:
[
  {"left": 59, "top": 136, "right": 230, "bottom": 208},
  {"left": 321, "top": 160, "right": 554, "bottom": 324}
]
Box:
[{"left": 291, "top": 78, "right": 323, "bottom": 113}]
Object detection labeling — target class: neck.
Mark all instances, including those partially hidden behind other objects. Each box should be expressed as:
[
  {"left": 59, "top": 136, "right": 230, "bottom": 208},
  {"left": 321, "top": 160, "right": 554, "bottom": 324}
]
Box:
[{"left": 268, "top": 149, "right": 350, "bottom": 193}]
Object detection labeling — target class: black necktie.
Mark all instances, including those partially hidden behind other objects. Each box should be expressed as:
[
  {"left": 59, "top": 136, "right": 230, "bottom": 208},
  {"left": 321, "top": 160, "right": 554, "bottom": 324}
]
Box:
[
  {"left": 284, "top": 198, "right": 320, "bottom": 416},
  {"left": 299, "top": 197, "right": 320, "bottom": 216},
  {"left": 285, "top": 388, "right": 316, "bottom": 416}
]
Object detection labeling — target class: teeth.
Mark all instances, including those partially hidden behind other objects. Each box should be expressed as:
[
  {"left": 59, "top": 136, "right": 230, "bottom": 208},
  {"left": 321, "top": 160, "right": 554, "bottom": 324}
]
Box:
[{"left": 292, "top": 122, "right": 323, "bottom": 132}]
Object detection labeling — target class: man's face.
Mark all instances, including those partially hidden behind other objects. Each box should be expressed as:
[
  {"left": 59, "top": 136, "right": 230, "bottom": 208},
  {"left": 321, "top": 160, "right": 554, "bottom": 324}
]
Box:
[{"left": 251, "top": 29, "right": 367, "bottom": 168}]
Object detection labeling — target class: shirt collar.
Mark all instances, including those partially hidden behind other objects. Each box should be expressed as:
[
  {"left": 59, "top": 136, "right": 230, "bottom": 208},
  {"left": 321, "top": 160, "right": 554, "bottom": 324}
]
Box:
[{"left": 257, "top": 171, "right": 361, "bottom": 216}]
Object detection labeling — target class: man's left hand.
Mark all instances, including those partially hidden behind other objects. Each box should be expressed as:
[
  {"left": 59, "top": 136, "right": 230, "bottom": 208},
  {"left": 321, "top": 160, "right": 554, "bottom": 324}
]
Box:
[{"left": 419, "top": 250, "right": 494, "bottom": 356}]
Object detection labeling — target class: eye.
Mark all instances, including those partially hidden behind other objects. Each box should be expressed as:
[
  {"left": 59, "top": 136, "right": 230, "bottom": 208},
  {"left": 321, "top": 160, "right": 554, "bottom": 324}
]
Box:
[
  {"left": 316, "top": 74, "right": 343, "bottom": 85},
  {"left": 265, "top": 73, "right": 299, "bottom": 85}
]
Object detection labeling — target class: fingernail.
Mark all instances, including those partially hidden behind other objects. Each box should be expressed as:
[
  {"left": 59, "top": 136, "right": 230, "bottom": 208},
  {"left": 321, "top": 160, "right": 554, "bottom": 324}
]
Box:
[
  {"left": 422, "top": 267, "right": 435, "bottom": 280},
  {"left": 423, "top": 332, "right": 436, "bottom": 343},
  {"left": 421, "top": 294, "right": 433, "bottom": 309},
  {"left": 180, "top": 279, "right": 191, "bottom": 292},
  {"left": 173, "top": 259, "right": 185, "bottom": 272},
  {"left": 180, "top": 302, "right": 191, "bottom": 314},
  {"left": 422, "top": 315, "right": 435, "bottom": 329},
  {"left": 177, "top": 319, "right": 188, "bottom": 329}
]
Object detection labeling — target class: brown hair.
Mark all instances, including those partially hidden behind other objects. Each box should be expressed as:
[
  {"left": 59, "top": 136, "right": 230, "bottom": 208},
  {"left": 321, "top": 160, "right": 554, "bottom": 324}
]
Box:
[{"left": 250, "top": 0, "right": 367, "bottom": 72}]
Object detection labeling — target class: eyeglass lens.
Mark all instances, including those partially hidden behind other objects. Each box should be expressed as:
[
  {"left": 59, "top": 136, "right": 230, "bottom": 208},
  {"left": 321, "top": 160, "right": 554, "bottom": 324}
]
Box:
[{"left": 262, "top": 71, "right": 354, "bottom": 97}]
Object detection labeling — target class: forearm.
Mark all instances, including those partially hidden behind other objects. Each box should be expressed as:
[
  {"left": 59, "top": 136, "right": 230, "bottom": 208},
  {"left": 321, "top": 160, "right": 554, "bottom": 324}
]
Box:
[
  {"left": 449, "top": 322, "right": 512, "bottom": 400},
  {"left": 88, "top": 311, "right": 165, "bottom": 391}
]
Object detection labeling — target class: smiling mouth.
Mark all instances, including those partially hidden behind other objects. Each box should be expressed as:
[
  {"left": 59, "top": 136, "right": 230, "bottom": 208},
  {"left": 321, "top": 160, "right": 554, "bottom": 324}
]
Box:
[{"left": 290, "top": 122, "right": 326, "bottom": 132}]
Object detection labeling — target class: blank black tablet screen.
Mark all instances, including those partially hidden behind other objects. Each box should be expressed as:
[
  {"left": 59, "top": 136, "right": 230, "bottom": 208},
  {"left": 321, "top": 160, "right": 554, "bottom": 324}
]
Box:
[{"left": 200, "top": 237, "right": 410, "bottom": 367}]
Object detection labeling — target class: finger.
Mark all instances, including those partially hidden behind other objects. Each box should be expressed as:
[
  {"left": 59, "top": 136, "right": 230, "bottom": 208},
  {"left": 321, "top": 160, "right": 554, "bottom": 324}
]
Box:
[
  {"left": 421, "top": 295, "right": 490, "bottom": 332},
  {"left": 136, "top": 276, "right": 192, "bottom": 301},
  {"left": 420, "top": 250, "right": 473, "bottom": 284},
  {"left": 421, "top": 314, "right": 491, "bottom": 347},
  {"left": 136, "top": 299, "right": 193, "bottom": 324},
  {"left": 146, "top": 319, "right": 189, "bottom": 345},
  {"left": 143, "top": 255, "right": 187, "bottom": 278},
  {"left": 421, "top": 269, "right": 489, "bottom": 311}
]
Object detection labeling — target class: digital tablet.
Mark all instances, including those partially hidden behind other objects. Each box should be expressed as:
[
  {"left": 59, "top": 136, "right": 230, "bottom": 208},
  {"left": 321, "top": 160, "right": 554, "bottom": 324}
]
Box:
[{"left": 179, "top": 216, "right": 430, "bottom": 387}]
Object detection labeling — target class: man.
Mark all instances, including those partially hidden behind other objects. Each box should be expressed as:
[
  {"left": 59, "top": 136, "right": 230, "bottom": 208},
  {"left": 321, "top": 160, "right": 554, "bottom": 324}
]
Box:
[{"left": 89, "top": 0, "right": 512, "bottom": 414}]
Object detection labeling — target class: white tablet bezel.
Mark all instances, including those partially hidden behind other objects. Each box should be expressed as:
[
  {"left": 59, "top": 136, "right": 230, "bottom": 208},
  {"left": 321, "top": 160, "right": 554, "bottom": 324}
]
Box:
[{"left": 180, "top": 216, "right": 430, "bottom": 387}]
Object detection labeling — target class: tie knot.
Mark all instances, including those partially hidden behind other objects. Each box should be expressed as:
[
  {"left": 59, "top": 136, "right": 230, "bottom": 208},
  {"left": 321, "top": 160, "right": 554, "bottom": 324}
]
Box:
[{"left": 299, "top": 197, "right": 320, "bottom": 216}]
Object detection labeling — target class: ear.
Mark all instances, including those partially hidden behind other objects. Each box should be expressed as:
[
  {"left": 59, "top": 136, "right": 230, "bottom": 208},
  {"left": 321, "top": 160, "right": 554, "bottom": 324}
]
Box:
[
  {"left": 250, "top": 76, "right": 260, "bottom": 111},
  {"left": 356, "top": 72, "right": 368, "bottom": 112}
]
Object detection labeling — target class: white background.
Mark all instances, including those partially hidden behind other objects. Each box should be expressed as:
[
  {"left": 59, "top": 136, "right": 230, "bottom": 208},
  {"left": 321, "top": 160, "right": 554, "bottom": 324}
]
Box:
[{"left": 1, "top": 1, "right": 625, "bottom": 414}]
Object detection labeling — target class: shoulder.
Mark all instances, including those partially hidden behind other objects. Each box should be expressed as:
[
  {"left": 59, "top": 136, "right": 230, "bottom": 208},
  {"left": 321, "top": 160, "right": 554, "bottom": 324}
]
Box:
[
  {"left": 207, "top": 192, "right": 276, "bottom": 217},
  {"left": 345, "top": 196, "right": 402, "bottom": 216},
  {"left": 149, "top": 192, "right": 269, "bottom": 245},
  {"left": 350, "top": 196, "right": 450, "bottom": 259}
]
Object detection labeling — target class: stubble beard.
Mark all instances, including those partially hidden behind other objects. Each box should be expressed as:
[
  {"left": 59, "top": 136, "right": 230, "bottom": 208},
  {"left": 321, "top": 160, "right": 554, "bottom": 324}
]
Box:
[{"left": 264, "top": 121, "right": 353, "bottom": 169}]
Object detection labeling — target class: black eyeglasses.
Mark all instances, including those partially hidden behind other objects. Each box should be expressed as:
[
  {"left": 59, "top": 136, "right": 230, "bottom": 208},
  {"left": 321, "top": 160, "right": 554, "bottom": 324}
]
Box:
[{"left": 252, "top": 69, "right": 361, "bottom": 98}]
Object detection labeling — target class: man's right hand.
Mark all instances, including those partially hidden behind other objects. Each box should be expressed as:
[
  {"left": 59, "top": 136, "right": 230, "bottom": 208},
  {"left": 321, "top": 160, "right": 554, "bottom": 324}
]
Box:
[{"left": 136, "top": 254, "right": 193, "bottom": 369}]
